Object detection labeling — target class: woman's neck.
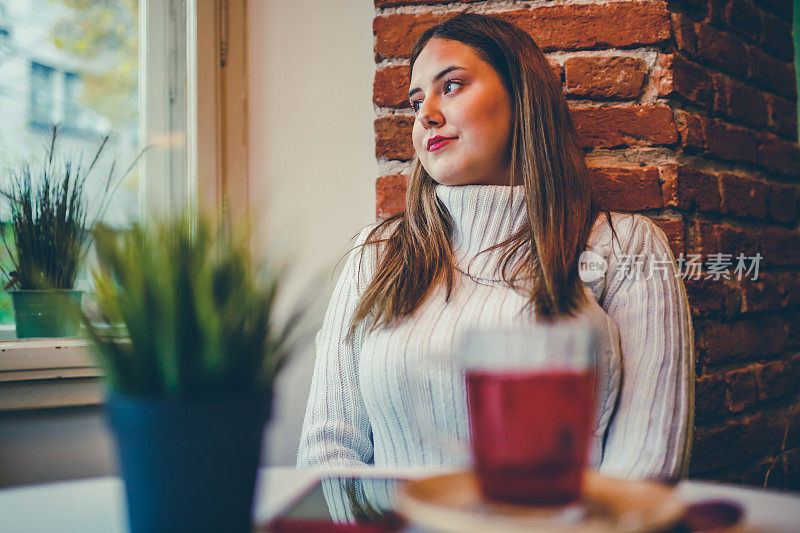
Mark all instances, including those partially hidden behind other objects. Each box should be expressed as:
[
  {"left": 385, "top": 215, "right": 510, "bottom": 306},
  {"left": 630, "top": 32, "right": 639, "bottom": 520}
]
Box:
[{"left": 434, "top": 183, "right": 527, "bottom": 281}]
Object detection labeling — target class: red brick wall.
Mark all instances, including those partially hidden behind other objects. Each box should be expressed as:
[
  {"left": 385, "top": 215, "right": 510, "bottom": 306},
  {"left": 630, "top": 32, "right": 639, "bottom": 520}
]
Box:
[{"left": 372, "top": 0, "right": 800, "bottom": 489}]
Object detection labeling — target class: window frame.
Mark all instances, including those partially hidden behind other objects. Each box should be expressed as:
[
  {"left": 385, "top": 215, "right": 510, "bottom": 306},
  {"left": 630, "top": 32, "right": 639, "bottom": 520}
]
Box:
[{"left": 1, "top": 0, "right": 250, "bottom": 412}]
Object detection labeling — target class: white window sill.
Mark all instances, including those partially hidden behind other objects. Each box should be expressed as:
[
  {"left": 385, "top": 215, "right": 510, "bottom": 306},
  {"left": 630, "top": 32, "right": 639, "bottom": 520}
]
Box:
[{"left": 0, "top": 335, "right": 104, "bottom": 412}]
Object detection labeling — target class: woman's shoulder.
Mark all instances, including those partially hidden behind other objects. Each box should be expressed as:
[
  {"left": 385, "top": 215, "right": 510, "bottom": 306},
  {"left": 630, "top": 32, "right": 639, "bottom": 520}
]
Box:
[
  {"left": 346, "top": 218, "right": 402, "bottom": 281},
  {"left": 588, "top": 211, "right": 663, "bottom": 255},
  {"left": 352, "top": 217, "right": 401, "bottom": 251},
  {"left": 584, "top": 212, "right": 669, "bottom": 303}
]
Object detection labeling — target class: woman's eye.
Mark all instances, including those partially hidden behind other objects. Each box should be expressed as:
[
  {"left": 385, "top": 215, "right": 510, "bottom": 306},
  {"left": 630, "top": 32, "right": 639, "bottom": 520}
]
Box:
[
  {"left": 409, "top": 81, "right": 462, "bottom": 112},
  {"left": 443, "top": 80, "right": 461, "bottom": 94}
]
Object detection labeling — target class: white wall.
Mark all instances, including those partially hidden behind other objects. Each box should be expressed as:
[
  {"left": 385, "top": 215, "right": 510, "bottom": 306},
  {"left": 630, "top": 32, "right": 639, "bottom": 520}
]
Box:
[{"left": 248, "top": 0, "right": 377, "bottom": 466}]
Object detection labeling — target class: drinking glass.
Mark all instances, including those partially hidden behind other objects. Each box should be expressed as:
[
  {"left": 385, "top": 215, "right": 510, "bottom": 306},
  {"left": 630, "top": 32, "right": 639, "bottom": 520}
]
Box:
[{"left": 460, "top": 324, "right": 597, "bottom": 505}]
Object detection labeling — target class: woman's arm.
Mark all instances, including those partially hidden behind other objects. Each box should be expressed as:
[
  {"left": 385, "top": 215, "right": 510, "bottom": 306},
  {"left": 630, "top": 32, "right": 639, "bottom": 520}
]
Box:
[
  {"left": 297, "top": 225, "right": 377, "bottom": 468},
  {"left": 598, "top": 214, "right": 695, "bottom": 481}
]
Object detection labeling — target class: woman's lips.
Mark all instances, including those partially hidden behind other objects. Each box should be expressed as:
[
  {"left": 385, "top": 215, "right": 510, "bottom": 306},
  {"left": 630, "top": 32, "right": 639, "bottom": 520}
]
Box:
[{"left": 429, "top": 138, "right": 456, "bottom": 152}]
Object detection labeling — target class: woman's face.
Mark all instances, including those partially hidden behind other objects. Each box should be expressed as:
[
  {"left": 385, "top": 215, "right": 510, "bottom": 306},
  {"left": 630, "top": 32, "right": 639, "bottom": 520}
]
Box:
[{"left": 409, "top": 38, "right": 514, "bottom": 187}]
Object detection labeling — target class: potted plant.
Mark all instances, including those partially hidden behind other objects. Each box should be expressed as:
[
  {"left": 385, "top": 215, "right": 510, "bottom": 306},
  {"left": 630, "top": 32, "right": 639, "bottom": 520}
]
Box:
[
  {"left": 0, "top": 125, "right": 128, "bottom": 337},
  {"left": 83, "top": 213, "right": 302, "bottom": 533}
]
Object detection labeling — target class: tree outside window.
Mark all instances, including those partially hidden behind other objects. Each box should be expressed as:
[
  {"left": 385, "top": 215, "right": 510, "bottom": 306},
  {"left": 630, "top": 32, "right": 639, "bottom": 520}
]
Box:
[{"left": 0, "top": 0, "right": 140, "bottom": 328}]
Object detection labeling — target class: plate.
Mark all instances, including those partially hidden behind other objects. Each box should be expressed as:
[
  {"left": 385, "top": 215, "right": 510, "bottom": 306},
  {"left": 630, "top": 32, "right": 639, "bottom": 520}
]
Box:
[{"left": 395, "top": 470, "right": 686, "bottom": 533}]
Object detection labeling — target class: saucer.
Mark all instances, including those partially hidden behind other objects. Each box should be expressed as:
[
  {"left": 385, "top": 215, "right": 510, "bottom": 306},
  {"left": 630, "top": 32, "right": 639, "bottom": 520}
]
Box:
[{"left": 395, "top": 470, "right": 686, "bottom": 533}]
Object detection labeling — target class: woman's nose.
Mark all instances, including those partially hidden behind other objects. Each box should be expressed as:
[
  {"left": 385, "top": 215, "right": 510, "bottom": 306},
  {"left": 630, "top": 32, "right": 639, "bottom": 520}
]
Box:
[{"left": 418, "top": 98, "right": 443, "bottom": 127}]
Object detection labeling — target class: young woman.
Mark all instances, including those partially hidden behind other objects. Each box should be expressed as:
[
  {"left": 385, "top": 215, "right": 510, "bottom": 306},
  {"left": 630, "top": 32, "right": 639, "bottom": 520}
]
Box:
[{"left": 297, "top": 12, "right": 694, "bottom": 483}]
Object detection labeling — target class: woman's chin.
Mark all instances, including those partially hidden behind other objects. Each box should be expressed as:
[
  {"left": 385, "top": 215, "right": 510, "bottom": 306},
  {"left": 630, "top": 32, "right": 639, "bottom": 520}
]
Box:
[
  {"left": 430, "top": 172, "right": 469, "bottom": 186},
  {"left": 432, "top": 177, "right": 463, "bottom": 186}
]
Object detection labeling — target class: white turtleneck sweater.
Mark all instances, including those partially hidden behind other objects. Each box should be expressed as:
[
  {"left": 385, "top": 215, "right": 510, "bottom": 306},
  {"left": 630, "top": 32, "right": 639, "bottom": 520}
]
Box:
[{"left": 297, "top": 183, "right": 695, "bottom": 484}]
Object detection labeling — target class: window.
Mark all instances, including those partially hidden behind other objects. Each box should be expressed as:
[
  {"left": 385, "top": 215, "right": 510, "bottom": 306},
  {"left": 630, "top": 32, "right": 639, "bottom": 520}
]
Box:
[
  {"left": 0, "top": 0, "right": 246, "bottom": 409},
  {"left": 29, "top": 62, "right": 54, "bottom": 127},
  {"left": 62, "top": 72, "right": 80, "bottom": 131},
  {"left": 0, "top": 0, "right": 169, "bottom": 331}
]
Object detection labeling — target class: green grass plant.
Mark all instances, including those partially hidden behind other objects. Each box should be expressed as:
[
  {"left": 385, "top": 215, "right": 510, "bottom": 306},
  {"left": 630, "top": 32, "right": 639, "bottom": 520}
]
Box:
[
  {"left": 0, "top": 125, "right": 134, "bottom": 290},
  {"left": 84, "top": 213, "right": 302, "bottom": 398}
]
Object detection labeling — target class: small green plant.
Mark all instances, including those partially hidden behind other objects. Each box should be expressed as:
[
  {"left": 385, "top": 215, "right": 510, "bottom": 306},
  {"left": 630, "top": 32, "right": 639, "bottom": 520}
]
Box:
[
  {"left": 0, "top": 125, "right": 132, "bottom": 290},
  {"left": 83, "top": 213, "right": 303, "bottom": 398}
]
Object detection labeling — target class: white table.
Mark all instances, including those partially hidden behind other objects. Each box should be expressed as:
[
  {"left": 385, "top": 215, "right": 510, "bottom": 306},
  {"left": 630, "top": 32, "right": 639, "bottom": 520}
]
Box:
[{"left": 0, "top": 467, "right": 798, "bottom": 532}]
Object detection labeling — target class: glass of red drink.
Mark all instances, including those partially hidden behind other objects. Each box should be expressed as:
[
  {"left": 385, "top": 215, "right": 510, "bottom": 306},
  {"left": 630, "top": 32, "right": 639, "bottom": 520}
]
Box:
[{"left": 459, "top": 325, "right": 597, "bottom": 505}]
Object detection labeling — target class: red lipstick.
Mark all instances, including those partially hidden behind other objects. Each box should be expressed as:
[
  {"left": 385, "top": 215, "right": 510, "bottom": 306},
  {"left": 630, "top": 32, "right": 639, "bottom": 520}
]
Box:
[{"left": 427, "top": 136, "right": 456, "bottom": 151}]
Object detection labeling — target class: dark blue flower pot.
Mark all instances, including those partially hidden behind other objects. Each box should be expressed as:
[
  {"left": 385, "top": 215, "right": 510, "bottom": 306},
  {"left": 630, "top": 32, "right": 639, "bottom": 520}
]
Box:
[{"left": 106, "top": 391, "right": 272, "bottom": 533}]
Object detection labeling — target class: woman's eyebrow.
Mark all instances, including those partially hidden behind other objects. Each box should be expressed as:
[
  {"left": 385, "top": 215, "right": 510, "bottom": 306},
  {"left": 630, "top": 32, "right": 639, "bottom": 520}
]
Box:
[{"left": 408, "top": 66, "right": 467, "bottom": 99}]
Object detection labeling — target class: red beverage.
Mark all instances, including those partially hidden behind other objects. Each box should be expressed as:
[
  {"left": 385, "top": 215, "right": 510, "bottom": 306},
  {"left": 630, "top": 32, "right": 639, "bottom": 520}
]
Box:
[{"left": 466, "top": 368, "right": 595, "bottom": 505}]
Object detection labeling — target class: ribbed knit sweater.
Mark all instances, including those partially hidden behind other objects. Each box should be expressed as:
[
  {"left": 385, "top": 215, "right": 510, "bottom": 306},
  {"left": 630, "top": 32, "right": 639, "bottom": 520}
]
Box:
[{"left": 297, "top": 183, "right": 695, "bottom": 483}]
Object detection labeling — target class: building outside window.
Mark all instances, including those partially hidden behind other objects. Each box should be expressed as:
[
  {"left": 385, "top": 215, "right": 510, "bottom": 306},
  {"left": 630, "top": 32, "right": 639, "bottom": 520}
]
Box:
[
  {"left": 0, "top": 0, "right": 143, "bottom": 328},
  {"left": 29, "top": 62, "right": 54, "bottom": 127},
  {"left": 62, "top": 71, "right": 80, "bottom": 131}
]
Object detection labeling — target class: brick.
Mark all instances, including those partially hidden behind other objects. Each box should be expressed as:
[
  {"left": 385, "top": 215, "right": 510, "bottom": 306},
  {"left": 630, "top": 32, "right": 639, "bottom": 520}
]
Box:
[
  {"left": 756, "top": 358, "right": 800, "bottom": 401},
  {"left": 660, "top": 164, "right": 721, "bottom": 212},
  {"left": 704, "top": 120, "right": 759, "bottom": 163},
  {"left": 374, "top": 0, "right": 483, "bottom": 6},
  {"left": 760, "top": 10, "right": 794, "bottom": 62},
  {"left": 695, "top": 360, "right": 800, "bottom": 422},
  {"left": 709, "top": 455, "right": 788, "bottom": 489},
  {"left": 374, "top": 116, "right": 414, "bottom": 160},
  {"left": 657, "top": 54, "right": 714, "bottom": 108},
  {"left": 376, "top": 174, "right": 407, "bottom": 220},
  {"left": 760, "top": 225, "right": 800, "bottom": 265},
  {"left": 766, "top": 182, "right": 799, "bottom": 223},
  {"left": 374, "top": 4, "right": 671, "bottom": 60},
  {"left": 676, "top": 0, "right": 709, "bottom": 18},
  {"left": 719, "top": 173, "right": 768, "bottom": 219},
  {"left": 717, "top": 225, "right": 761, "bottom": 257},
  {"left": 564, "top": 56, "right": 647, "bottom": 100},
  {"left": 757, "top": 446, "right": 800, "bottom": 491},
  {"left": 786, "top": 448, "right": 800, "bottom": 491},
  {"left": 748, "top": 45, "right": 796, "bottom": 100},
  {"left": 706, "top": 0, "right": 729, "bottom": 23},
  {"left": 757, "top": 132, "right": 800, "bottom": 178},
  {"left": 691, "top": 411, "right": 783, "bottom": 473},
  {"left": 588, "top": 166, "right": 664, "bottom": 211},
  {"left": 572, "top": 105, "right": 678, "bottom": 149},
  {"left": 689, "top": 219, "right": 760, "bottom": 258},
  {"left": 550, "top": 59, "right": 564, "bottom": 85},
  {"left": 674, "top": 110, "right": 708, "bottom": 150},
  {"left": 700, "top": 315, "right": 788, "bottom": 365},
  {"left": 786, "top": 399, "right": 800, "bottom": 447},
  {"left": 695, "top": 372, "right": 729, "bottom": 421},
  {"left": 724, "top": 0, "right": 763, "bottom": 42},
  {"left": 787, "top": 310, "right": 800, "bottom": 350},
  {"left": 498, "top": 2, "right": 671, "bottom": 52},
  {"left": 726, "top": 79, "right": 768, "bottom": 128},
  {"left": 740, "top": 272, "right": 800, "bottom": 312},
  {"left": 711, "top": 73, "right": 729, "bottom": 118},
  {"left": 764, "top": 94, "right": 798, "bottom": 141},
  {"left": 726, "top": 365, "right": 760, "bottom": 412},
  {"left": 373, "top": 13, "right": 441, "bottom": 61},
  {"left": 684, "top": 277, "right": 736, "bottom": 316},
  {"left": 754, "top": 0, "right": 793, "bottom": 19},
  {"left": 651, "top": 217, "right": 685, "bottom": 257},
  {"left": 671, "top": 12, "right": 697, "bottom": 55},
  {"left": 374, "top": 66, "right": 410, "bottom": 109},
  {"left": 695, "top": 23, "right": 749, "bottom": 77}
]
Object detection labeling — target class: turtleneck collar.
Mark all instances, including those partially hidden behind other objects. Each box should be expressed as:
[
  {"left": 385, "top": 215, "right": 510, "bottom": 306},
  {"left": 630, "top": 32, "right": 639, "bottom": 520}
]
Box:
[{"left": 434, "top": 183, "right": 528, "bottom": 281}]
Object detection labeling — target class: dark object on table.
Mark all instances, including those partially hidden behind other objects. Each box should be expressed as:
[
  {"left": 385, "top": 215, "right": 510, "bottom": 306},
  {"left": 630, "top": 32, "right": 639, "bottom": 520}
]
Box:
[
  {"left": 263, "top": 477, "right": 406, "bottom": 532},
  {"left": 666, "top": 499, "right": 744, "bottom": 532}
]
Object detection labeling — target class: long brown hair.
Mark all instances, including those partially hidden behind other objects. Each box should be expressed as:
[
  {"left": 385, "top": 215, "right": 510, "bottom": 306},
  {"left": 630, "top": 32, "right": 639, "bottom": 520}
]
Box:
[{"left": 348, "top": 12, "right": 613, "bottom": 340}]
